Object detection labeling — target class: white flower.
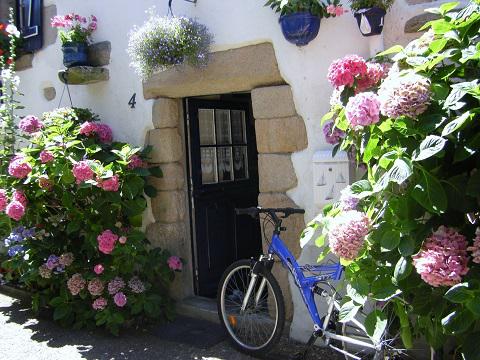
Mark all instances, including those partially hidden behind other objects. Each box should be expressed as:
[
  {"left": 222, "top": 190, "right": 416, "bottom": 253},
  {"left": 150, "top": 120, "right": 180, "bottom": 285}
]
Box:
[
  {"left": 6, "top": 24, "right": 20, "bottom": 38},
  {"left": 1, "top": 69, "right": 12, "bottom": 80}
]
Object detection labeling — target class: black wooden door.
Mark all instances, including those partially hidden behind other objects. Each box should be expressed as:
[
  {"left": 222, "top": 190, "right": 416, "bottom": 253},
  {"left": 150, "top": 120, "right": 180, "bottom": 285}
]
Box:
[{"left": 186, "top": 97, "right": 262, "bottom": 298}]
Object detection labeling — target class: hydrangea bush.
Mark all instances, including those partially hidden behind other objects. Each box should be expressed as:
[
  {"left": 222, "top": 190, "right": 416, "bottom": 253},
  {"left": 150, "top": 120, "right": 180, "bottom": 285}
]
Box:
[
  {"left": 1, "top": 107, "right": 181, "bottom": 334},
  {"left": 306, "top": 1, "right": 480, "bottom": 357},
  {"left": 127, "top": 9, "right": 212, "bottom": 79}
]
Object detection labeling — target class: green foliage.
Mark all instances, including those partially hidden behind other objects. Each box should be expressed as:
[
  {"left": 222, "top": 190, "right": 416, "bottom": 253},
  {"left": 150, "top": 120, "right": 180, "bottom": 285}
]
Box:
[
  {"left": 317, "top": 1, "right": 480, "bottom": 356},
  {"left": 264, "top": 0, "right": 343, "bottom": 17},
  {"left": 1, "top": 107, "right": 178, "bottom": 334},
  {"left": 348, "top": 0, "right": 395, "bottom": 12}
]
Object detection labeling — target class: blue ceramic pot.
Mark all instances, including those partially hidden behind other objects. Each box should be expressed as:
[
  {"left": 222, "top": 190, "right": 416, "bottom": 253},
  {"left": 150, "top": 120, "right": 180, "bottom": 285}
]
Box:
[
  {"left": 62, "top": 42, "right": 89, "bottom": 68},
  {"left": 354, "top": 7, "right": 386, "bottom": 36},
  {"left": 279, "top": 12, "right": 321, "bottom": 47}
]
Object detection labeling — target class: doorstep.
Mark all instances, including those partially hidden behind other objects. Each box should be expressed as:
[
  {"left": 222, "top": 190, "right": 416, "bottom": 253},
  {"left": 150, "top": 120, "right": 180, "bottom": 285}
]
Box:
[{"left": 176, "top": 296, "right": 219, "bottom": 324}]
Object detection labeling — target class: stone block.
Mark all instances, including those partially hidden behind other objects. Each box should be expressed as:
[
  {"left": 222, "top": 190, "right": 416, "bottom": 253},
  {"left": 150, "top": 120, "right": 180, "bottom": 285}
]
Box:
[
  {"left": 252, "top": 85, "right": 297, "bottom": 119},
  {"left": 404, "top": 13, "right": 440, "bottom": 33},
  {"left": 43, "top": 5, "right": 58, "bottom": 47},
  {"left": 255, "top": 116, "right": 308, "bottom": 154},
  {"left": 58, "top": 66, "right": 109, "bottom": 85},
  {"left": 43, "top": 87, "right": 56, "bottom": 101},
  {"left": 152, "top": 98, "right": 180, "bottom": 128},
  {"left": 88, "top": 41, "right": 111, "bottom": 67},
  {"left": 151, "top": 190, "right": 186, "bottom": 223},
  {"left": 149, "top": 162, "right": 184, "bottom": 191},
  {"left": 148, "top": 128, "right": 183, "bottom": 163},
  {"left": 258, "top": 154, "right": 297, "bottom": 192},
  {"left": 146, "top": 221, "right": 186, "bottom": 253},
  {"left": 143, "top": 43, "right": 285, "bottom": 99},
  {"left": 16, "top": 54, "right": 33, "bottom": 71},
  {"left": 405, "top": 0, "right": 433, "bottom": 5}
]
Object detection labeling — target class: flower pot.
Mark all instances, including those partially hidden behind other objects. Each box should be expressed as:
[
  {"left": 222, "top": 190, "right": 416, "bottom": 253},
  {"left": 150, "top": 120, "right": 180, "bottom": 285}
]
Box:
[
  {"left": 354, "top": 7, "right": 386, "bottom": 37},
  {"left": 62, "top": 42, "right": 89, "bottom": 68},
  {"left": 279, "top": 12, "right": 321, "bottom": 47}
]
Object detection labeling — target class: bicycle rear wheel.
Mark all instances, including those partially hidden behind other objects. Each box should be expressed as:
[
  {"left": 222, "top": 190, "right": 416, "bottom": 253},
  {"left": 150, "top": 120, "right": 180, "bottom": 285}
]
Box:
[{"left": 217, "top": 259, "right": 285, "bottom": 356}]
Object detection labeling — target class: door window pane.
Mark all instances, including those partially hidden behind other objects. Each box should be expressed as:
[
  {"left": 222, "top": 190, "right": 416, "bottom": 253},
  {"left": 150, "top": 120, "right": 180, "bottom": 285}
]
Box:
[
  {"left": 233, "top": 146, "right": 248, "bottom": 180},
  {"left": 201, "top": 147, "right": 218, "bottom": 184},
  {"left": 199, "top": 109, "right": 216, "bottom": 145},
  {"left": 231, "top": 110, "right": 246, "bottom": 144},
  {"left": 217, "top": 147, "right": 233, "bottom": 182},
  {"left": 215, "top": 110, "right": 232, "bottom": 145}
]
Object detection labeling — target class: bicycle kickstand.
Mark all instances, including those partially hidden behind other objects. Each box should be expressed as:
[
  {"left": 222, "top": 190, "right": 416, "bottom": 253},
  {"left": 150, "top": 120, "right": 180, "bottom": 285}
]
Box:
[{"left": 292, "top": 330, "right": 322, "bottom": 360}]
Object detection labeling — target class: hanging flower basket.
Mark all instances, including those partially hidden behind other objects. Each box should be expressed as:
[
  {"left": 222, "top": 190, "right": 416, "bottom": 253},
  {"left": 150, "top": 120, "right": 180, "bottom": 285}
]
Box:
[
  {"left": 279, "top": 12, "right": 321, "bottom": 47},
  {"left": 353, "top": 7, "right": 386, "bottom": 36}
]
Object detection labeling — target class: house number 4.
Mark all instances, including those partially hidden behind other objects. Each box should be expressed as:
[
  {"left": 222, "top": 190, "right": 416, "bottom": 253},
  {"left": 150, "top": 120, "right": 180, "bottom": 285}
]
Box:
[{"left": 128, "top": 93, "right": 136, "bottom": 109}]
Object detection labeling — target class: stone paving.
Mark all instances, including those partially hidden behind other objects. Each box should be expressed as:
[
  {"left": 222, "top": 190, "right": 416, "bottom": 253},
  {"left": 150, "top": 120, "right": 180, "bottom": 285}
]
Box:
[{"left": 0, "top": 293, "right": 344, "bottom": 360}]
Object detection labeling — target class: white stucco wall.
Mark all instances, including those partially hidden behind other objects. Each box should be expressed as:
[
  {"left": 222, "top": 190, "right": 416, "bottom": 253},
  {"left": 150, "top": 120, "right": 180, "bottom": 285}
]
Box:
[{"left": 16, "top": 0, "right": 440, "bottom": 342}]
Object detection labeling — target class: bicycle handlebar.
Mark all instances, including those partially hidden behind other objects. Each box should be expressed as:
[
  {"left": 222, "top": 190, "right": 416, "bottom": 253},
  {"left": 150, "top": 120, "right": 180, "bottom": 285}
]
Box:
[{"left": 235, "top": 207, "right": 305, "bottom": 218}]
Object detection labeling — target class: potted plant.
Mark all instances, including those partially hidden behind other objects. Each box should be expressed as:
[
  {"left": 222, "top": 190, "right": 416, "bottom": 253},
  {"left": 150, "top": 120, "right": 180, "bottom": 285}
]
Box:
[
  {"left": 265, "top": 0, "right": 346, "bottom": 46},
  {"left": 349, "top": 0, "right": 394, "bottom": 36},
  {"left": 127, "top": 9, "right": 213, "bottom": 79},
  {"left": 51, "top": 13, "right": 97, "bottom": 68}
]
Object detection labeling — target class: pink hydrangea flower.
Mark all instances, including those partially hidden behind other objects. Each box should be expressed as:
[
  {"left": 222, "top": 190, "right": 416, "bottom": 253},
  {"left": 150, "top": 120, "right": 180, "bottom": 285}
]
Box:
[
  {"left": 113, "top": 292, "right": 127, "bottom": 307},
  {"left": 413, "top": 226, "right": 469, "bottom": 287},
  {"left": 108, "top": 277, "right": 125, "bottom": 294},
  {"left": 94, "top": 264, "right": 104, "bottom": 274},
  {"left": 72, "top": 161, "right": 94, "bottom": 184},
  {"left": 8, "top": 156, "right": 32, "bottom": 179},
  {"left": 467, "top": 228, "right": 480, "bottom": 264},
  {"left": 328, "top": 210, "right": 370, "bottom": 260},
  {"left": 39, "top": 150, "right": 54, "bottom": 163},
  {"left": 95, "top": 123, "right": 113, "bottom": 143},
  {"left": 12, "top": 190, "right": 27, "bottom": 207},
  {"left": 98, "top": 175, "right": 119, "bottom": 192},
  {"left": 128, "top": 155, "right": 147, "bottom": 169},
  {"left": 87, "top": 278, "right": 105, "bottom": 296},
  {"left": 67, "top": 273, "right": 86, "bottom": 296},
  {"left": 18, "top": 115, "right": 43, "bottom": 134},
  {"left": 6, "top": 201, "right": 25, "bottom": 221},
  {"left": 39, "top": 264, "right": 52, "bottom": 279},
  {"left": 79, "top": 121, "right": 98, "bottom": 136},
  {"left": 167, "top": 256, "right": 183, "bottom": 271},
  {"left": 128, "top": 276, "right": 145, "bottom": 293},
  {"left": 92, "top": 297, "right": 108, "bottom": 311},
  {"left": 59, "top": 252, "right": 74, "bottom": 267},
  {"left": 323, "top": 121, "right": 345, "bottom": 145},
  {"left": 326, "top": 4, "right": 347, "bottom": 16},
  {"left": 119, "top": 236, "right": 127, "bottom": 244},
  {"left": 345, "top": 92, "right": 381, "bottom": 127},
  {"left": 97, "top": 230, "right": 118, "bottom": 254},
  {"left": 356, "top": 62, "right": 387, "bottom": 92},
  {"left": 0, "top": 189, "right": 8, "bottom": 211},
  {"left": 327, "top": 55, "right": 367, "bottom": 88}
]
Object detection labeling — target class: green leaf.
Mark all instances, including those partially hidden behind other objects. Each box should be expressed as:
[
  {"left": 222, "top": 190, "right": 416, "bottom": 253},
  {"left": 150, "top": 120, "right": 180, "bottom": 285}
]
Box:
[
  {"left": 441, "top": 310, "right": 475, "bottom": 334},
  {"left": 462, "top": 332, "right": 480, "bottom": 360},
  {"left": 466, "top": 170, "right": 480, "bottom": 196},
  {"left": 315, "top": 233, "right": 326, "bottom": 248},
  {"left": 411, "top": 170, "right": 447, "bottom": 214},
  {"left": 338, "top": 300, "right": 361, "bottom": 323},
  {"left": 381, "top": 230, "right": 401, "bottom": 251},
  {"left": 444, "top": 283, "right": 472, "bottom": 303},
  {"left": 364, "top": 310, "right": 387, "bottom": 344},
  {"left": 412, "top": 135, "right": 447, "bottom": 161},
  {"left": 149, "top": 166, "right": 163, "bottom": 178},
  {"left": 466, "top": 298, "right": 480, "bottom": 317},
  {"left": 363, "top": 136, "right": 379, "bottom": 163},
  {"left": 429, "top": 38, "right": 449, "bottom": 53},
  {"left": 388, "top": 158, "right": 413, "bottom": 185},
  {"left": 394, "top": 257, "right": 412, "bottom": 281},
  {"left": 144, "top": 185, "right": 157, "bottom": 198},
  {"left": 53, "top": 305, "right": 70, "bottom": 321},
  {"left": 122, "top": 176, "right": 145, "bottom": 200},
  {"left": 439, "top": 1, "right": 460, "bottom": 15},
  {"left": 376, "top": 45, "right": 404, "bottom": 57},
  {"left": 66, "top": 220, "right": 81, "bottom": 234},
  {"left": 442, "top": 111, "right": 473, "bottom": 136},
  {"left": 398, "top": 236, "right": 416, "bottom": 256}
]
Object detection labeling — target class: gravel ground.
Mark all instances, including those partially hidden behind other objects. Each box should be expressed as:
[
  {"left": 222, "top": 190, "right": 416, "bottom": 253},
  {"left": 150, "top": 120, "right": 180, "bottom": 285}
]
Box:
[{"left": 0, "top": 293, "right": 343, "bottom": 360}]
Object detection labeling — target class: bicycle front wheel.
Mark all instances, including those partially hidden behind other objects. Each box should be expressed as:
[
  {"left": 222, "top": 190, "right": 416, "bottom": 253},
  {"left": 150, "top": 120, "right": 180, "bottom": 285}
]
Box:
[{"left": 217, "top": 259, "right": 285, "bottom": 356}]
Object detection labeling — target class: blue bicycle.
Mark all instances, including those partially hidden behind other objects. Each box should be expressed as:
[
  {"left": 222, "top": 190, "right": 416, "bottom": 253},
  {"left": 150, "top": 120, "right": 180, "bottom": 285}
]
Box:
[{"left": 217, "top": 207, "right": 416, "bottom": 359}]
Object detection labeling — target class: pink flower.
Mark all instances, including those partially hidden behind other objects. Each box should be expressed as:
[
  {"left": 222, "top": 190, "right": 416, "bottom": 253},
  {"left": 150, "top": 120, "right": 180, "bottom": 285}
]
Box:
[
  {"left": 99, "top": 175, "right": 119, "bottom": 192},
  {"left": 79, "top": 122, "right": 97, "bottom": 136},
  {"left": 335, "top": 6, "right": 347, "bottom": 16},
  {"left": 18, "top": 115, "right": 43, "bottom": 134},
  {"left": 128, "top": 155, "right": 147, "bottom": 169},
  {"left": 6, "top": 201, "right": 25, "bottom": 221},
  {"left": 326, "top": 4, "right": 336, "bottom": 15},
  {"left": 8, "top": 156, "right": 32, "bottom": 179},
  {"left": 72, "top": 161, "right": 94, "bottom": 184},
  {"left": 97, "top": 230, "right": 118, "bottom": 254},
  {"left": 92, "top": 297, "right": 107, "bottom": 311},
  {"left": 356, "top": 62, "right": 387, "bottom": 92},
  {"left": 67, "top": 273, "right": 86, "bottom": 296},
  {"left": 95, "top": 123, "right": 113, "bottom": 143},
  {"left": 108, "top": 277, "right": 125, "bottom": 294},
  {"left": 128, "top": 276, "right": 145, "bottom": 293},
  {"left": 59, "top": 252, "right": 74, "bottom": 267},
  {"left": 413, "top": 226, "right": 469, "bottom": 287},
  {"left": 0, "top": 190, "right": 7, "bottom": 212},
  {"left": 345, "top": 92, "right": 381, "bottom": 127},
  {"left": 328, "top": 210, "right": 370, "bottom": 260},
  {"left": 327, "top": 55, "right": 367, "bottom": 89},
  {"left": 467, "top": 228, "right": 480, "bottom": 264},
  {"left": 323, "top": 121, "right": 345, "bottom": 145},
  {"left": 94, "top": 264, "right": 104, "bottom": 274},
  {"left": 39, "top": 150, "right": 54, "bottom": 163},
  {"left": 87, "top": 278, "right": 105, "bottom": 296},
  {"left": 327, "top": 5, "right": 346, "bottom": 16},
  {"left": 39, "top": 176, "right": 54, "bottom": 191},
  {"left": 113, "top": 292, "right": 127, "bottom": 307},
  {"left": 119, "top": 236, "right": 127, "bottom": 244},
  {"left": 167, "top": 256, "right": 183, "bottom": 271},
  {"left": 12, "top": 190, "right": 27, "bottom": 207}
]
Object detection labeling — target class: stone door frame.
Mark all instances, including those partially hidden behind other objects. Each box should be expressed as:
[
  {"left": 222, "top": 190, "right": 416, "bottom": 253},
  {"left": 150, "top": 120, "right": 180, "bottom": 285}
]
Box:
[{"left": 144, "top": 43, "right": 308, "bottom": 321}]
